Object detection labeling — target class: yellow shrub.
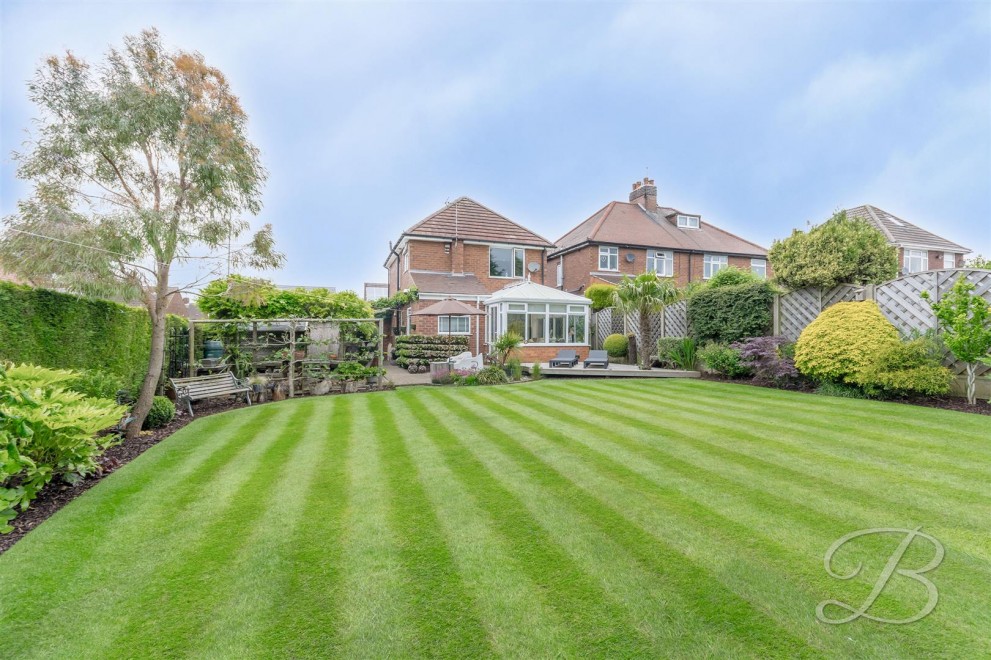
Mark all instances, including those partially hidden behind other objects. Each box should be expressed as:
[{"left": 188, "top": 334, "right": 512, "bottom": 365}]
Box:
[{"left": 794, "top": 301, "right": 900, "bottom": 382}]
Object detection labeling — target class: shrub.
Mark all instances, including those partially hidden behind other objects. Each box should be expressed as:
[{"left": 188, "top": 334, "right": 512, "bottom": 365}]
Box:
[
  {"left": 706, "top": 266, "right": 762, "bottom": 289},
  {"left": 816, "top": 382, "right": 871, "bottom": 399},
  {"left": 656, "top": 337, "right": 689, "bottom": 368},
  {"left": 849, "top": 338, "right": 953, "bottom": 398},
  {"left": 143, "top": 396, "right": 176, "bottom": 430},
  {"left": 794, "top": 301, "right": 899, "bottom": 383},
  {"left": 688, "top": 282, "right": 774, "bottom": 344},
  {"left": 669, "top": 338, "right": 699, "bottom": 371},
  {"left": 735, "top": 336, "right": 798, "bottom": 384},
  {"left": 603, "top": 333, "right": 629, "bottom": 358},
  {"left": 506, "top": 358, "right": 523, "bottom": 382},
  {"left": 69, "top": 369, "right": 127, "bottom": 400},
  {"left": 585, "top": 283, "right": 617, "bottom": 312},
  {"left": 530, "top": 362, "right": 542, "bottom": 380},
  {"left": 0, "top": 362, "right": 124, "bottom": 532},
  {"left": 698, "top": 343, "right": 750, "bottom": 377},
  {"left": 476, "top": 365, "right": 509, "bottom": 385},
  {"left": 768, "top": 211, "right": 898, "bottom": 289}
]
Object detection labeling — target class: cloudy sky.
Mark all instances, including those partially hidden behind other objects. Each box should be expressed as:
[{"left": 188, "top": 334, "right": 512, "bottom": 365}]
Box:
[{"left": 2, "top": 0, "right": 989, "bottom": 294}]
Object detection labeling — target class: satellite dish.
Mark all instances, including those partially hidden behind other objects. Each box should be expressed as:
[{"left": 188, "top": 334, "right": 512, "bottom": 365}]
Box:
[
  {"left": 528, "top": 262, "right": 540, "bottom": 273},
  {"left": 625, "top": 252, "right": 635, "bottom": 263}
]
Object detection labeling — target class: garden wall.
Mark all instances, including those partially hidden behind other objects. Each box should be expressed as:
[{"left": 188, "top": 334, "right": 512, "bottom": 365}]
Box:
[{"left": 0, "top": 282, "right": 186, "bottom": 389}]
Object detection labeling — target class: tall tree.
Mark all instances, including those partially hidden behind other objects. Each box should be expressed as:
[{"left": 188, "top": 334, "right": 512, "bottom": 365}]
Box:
[
  {"left": 0, "top": 29, "right": 283, "bottom": 437},
  {"left": 768, "top": 211, "right": 898, "bottom": 290},
  {"left": 613, "top": 273, "right": 681, "bottom": 370}
]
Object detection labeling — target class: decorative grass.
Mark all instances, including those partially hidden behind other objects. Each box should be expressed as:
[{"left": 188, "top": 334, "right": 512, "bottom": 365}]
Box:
[{"left": 0, "top": 379, "right": 988, "bottom": 657}]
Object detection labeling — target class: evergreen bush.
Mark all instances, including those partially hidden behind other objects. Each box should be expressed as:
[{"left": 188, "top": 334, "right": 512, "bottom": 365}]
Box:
[
  {"left": 603, "top": 333, "right": 629, "bottom": 358},
  {"left": 143, "top": 396, "right": 176, "bottom": 430},
  {"left": 687, "top": 282, "right": 774, "bottom": 343},
  {"left": 794, "top": 301, "right": 899, "bottom": 383}
]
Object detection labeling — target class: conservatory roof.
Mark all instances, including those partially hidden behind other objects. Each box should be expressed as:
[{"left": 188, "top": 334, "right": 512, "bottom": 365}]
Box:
[{"left": 484, "top": 280, "right": 591, "bottom": 305}]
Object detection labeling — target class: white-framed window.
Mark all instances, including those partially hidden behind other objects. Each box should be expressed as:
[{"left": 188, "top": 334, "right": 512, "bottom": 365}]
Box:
[
  {"left": 677, "top": 215, "right": 700, "bottom": 229},
  {"left": 490, "top": 246, "right": 525, "bottom": 278},
  {"left": 904, "top": 249, "right": 928, "bottom": 273},
  {"left": 438, "top": 315, "right": 470, "bottom": 335},
  {"left": 403, "top": 247, "right": 410, "bottom": 272},
  {"left": 556, "top": 259, "right": 563, "bottom": 287},
  {"left": 751, "top": 258, "right": 767, "bottom": 279},
  {"left": 703, "top": 254, "right": 728, "bottom": 279},
  {"left": 646, "top": 250, "right": 673, "bottom": 277},
  {"left": 943, "top": 253, "right": 956, "bottom": 269},
  {"left": 599, "top": 246, "right": 619, "bottom": 271}
]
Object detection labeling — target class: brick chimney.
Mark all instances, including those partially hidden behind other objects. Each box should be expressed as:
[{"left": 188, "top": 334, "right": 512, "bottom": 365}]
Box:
[{"left": 629, "top": 177, "right": 657, "bottom": 211}]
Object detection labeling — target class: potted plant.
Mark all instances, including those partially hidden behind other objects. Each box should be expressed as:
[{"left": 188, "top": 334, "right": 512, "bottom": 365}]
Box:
[
  {"left": 365, "top": 366, "right": 385, "bottom": 387},
  {"left": 333, "top": 361, "right": 367, "bottom": 394},
  {"left": 247, "top": 374, "right": 269, "bottom": 402}
]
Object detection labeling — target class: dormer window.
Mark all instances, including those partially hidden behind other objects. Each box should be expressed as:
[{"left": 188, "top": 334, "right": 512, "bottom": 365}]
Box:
[{"left": 677, "top": 215, "right": 700, "bottom": 229}]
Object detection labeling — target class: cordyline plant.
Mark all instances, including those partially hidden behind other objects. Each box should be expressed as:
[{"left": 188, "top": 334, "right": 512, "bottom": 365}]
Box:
[
  {"left": 0, "top": 29, "right": 283, "bottom": 437},
  {"left": 922, "top": 279, "right": 991, "bottom": 405},
  {"left": 613, "top": 273, "right": 681, "bottom": 369}
]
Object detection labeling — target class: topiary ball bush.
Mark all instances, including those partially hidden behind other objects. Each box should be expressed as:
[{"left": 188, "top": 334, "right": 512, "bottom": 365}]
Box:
[
  {"left": 143, "top": 395, "right": 176, "bottom": 430},
  {"left": 794, "top": 301, "right": 899, "bottom": 383},
  {"left": 603, "top": 333, "right": 629, "bottom": 358}
]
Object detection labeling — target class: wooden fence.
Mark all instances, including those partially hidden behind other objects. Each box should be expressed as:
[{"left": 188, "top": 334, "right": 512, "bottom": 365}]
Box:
[{"left": 592, "top": 269, "right": 991, "bottom": 377}]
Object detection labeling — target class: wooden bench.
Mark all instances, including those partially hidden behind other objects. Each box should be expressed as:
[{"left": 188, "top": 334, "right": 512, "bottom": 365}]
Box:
[{"left": 170, "top": 372, "right": 251, "bottom": 416}]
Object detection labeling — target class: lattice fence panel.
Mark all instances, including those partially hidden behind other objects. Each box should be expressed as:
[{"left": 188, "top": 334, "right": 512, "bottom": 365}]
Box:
[
  {"left": 592, "top": 308, "right": 624, "bottom": 349},
  {"left": 664, "top": 300, "right": 689, "bottom": 338},
  {"left": 934, "top": 269, "right": 991, "bottom": 376},
  {"left": 778, "top": 288, "right": 822, "bottom": 340},
  {"left": 875, "top": 273, "right": 937, "bottom": 338},
  {"left": 822, "top": 284, "right": 864, "bottom": 309},
  {"left": 624, "top": 310, "right": 667, "bottom": 359}
]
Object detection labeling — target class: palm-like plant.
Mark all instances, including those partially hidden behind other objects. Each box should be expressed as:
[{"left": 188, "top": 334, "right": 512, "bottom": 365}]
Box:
[
  {"left": 493, "top": 331, "right": 524, "bottom": 366},
  {"left": 613, "top": 273, "right": 682, "bottom": 369}
]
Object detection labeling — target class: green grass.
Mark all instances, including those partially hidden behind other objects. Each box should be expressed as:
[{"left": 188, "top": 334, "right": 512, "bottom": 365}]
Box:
[{"left": 0, "top": 379, "right": 988, "bottom": 658}]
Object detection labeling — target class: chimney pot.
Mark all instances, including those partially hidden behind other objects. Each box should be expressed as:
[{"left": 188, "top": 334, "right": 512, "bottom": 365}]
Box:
[{"left": 628, "top": 176, "right": 658, "bottom": 211}]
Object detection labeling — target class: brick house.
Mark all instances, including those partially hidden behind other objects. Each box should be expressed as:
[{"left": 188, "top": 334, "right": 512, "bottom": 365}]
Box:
[
  {"left": 383, "top": 197, "right": 555, "bottom": 354},
  {"left": 844, "top": 205, "right": 970, "bottom": 274},
  {"left": 548, "top": 178, "right": 770, "bottom": 293}
]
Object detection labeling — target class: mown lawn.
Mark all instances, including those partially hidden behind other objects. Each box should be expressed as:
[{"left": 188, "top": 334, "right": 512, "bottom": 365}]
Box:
[{"left": 0, "top": 379, "right": 988, "bottom": 658}]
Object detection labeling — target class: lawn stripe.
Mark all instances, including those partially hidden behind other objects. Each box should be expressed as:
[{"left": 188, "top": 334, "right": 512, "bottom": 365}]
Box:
[
  {"left": 255, "top": 396, "right": 353, "bottom": 656},
  {"left": 0, "top": 403, "right": 289, "bottom": 656},
  {"left": 370, "top": 393, "right": 495, "bottom": 657},
  {"left": 656, "top": 379, "right": 991, "bottom": 448},
  {"left": 99, "top": 400, "right": 318, "bottom": 656},
  {"left": 559, "top": 380, "right": 991, "bottom": 520},
  {"left": 335, "top": 395, "right": 416, "bottom": 656},
  {"left": 397, "top": 389, "right": 758, "bottom": 657},
  {"left": 388, "top": 391, "right": 582, "bottom": 657},
  {"left": 191, "top": 399, "right": 342, "bottom": 657},
  {"left": 484, "top": 384, "right": 988, "bottom": 647},
  {"left": 426, "top": 387, "right": 825, "bottom": 658},
  {"left": 578, "top": 379, "right": 991, "bottom": 485},
  {"left": 395, "top": 389, "right": 659, "bottom": 657}
]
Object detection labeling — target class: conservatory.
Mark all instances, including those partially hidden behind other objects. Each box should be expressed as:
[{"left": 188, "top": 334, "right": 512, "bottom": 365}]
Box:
[{"left": 484, "top": 280, "right": 592, "bottom": 362}]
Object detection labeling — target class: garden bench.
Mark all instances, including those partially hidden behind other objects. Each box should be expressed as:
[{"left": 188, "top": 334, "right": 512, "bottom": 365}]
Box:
[{"left": 170, "top": 372, "right": 251, "bottom": 416}]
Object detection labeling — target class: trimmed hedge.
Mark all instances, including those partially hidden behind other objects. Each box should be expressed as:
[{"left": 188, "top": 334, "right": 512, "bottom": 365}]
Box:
[
  {"left": 394, "top": 334, "right": 468, "bottom": 368},
  {"left": 688, "top": 282, "right": 774, "bottom": 343},
  {"left": 0, "top": 282, "right": 187, "bottom": 391}
]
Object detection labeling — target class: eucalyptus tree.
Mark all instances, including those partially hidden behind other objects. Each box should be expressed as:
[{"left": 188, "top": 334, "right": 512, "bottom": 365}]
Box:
[
  {"left": 613, "top": 273, "right": 681, "bottom": 370},
  {"left": 0, "top": 29, "right": 283, "bottom": 436}
]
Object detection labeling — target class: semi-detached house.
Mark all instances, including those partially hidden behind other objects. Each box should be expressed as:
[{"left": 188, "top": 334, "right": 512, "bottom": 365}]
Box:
[{"left": 548, "top": 178, "right": 770, "bottom": 293}]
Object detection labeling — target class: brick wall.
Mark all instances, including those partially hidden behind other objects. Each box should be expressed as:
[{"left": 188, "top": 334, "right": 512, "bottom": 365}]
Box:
[
  {"left": 401, "top": 298, "right": 487, "bottom": 356},
  {"left": 519, "top": 345, "right": 590, "bottom": 364},
  {"left": 551, "top": 244, "right": 773, "bottom": 292}
]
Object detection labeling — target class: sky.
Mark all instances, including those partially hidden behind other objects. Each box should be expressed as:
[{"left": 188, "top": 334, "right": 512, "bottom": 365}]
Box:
[{"left": 2, "top": 0, "right": 990, "bottom": 296}]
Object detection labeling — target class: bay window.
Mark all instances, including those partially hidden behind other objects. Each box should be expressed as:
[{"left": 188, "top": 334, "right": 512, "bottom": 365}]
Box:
[
  {"left": 703, "top": 254, "right": 728, "bottom": 279},
  {"left": 490, "top": 246, "right": 525, "bottom": 278},
  {"left": 646, "top": 250, "right": 673, "bottom": 277},
  {"left": 599, "top": 246, "right": 619, "bottom": 271}
]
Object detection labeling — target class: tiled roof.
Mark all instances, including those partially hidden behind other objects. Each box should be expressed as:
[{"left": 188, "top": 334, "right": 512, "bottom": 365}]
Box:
[
  {"left": 404, "top": 197, "right": 553, "bottom": 247},
  {"left": 845, "top": 205, "right": 969, "bottom": 253},
  {"left": 551, "top": 201, "right": 767, "bottom": 257},
  {"left": 409, "top": 271, "right": 490, "bottom": 296}
]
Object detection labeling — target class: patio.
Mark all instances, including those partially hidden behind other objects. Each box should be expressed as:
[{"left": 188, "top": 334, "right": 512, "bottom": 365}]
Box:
[{"left": 525, "top": 363, "right": 700, "bottom": 378}]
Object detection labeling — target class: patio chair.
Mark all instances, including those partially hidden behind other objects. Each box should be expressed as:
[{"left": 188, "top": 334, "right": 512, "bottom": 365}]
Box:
[
  {"left": 583, "top": 350, "right": 609, "bottom": 369},
  {"left": 548, "top": 349, "right": 579, "bottom": 368}
]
